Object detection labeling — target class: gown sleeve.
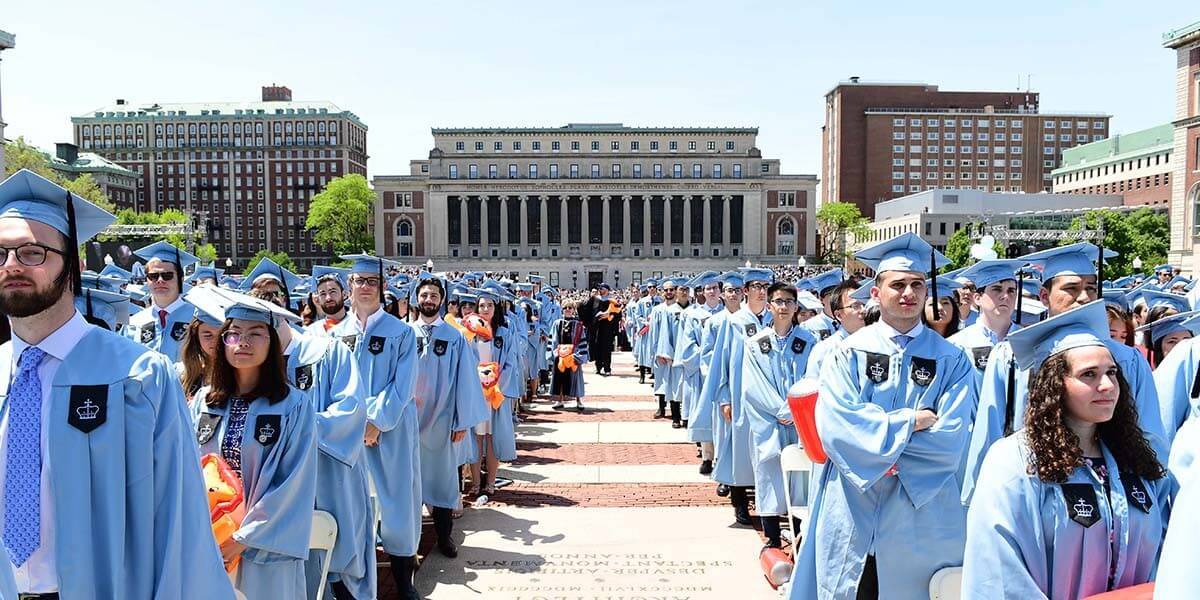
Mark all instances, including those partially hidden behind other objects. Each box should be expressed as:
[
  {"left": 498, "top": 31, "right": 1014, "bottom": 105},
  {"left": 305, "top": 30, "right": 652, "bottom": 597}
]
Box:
[
  {"left": 314, "top": 339, "right": 367, "bottom": 467},
  {"left": 366, "top": 326, "right": 417, "bottom": 433},
  {"left": 452, "top": 336, "right": 490, "bottom": 433},
  {"left": 961, "top": 341, "right": 1013, "bottom": 505}
]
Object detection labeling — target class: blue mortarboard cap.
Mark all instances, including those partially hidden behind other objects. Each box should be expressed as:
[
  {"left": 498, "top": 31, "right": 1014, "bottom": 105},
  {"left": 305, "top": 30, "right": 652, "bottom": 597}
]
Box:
[
  {"left": 850, "top": 277, "right": 875, "bottom": 303},
  {"left": 133, "top": 240, "right": 200, "bottom": 269},
  {"left": 854, "top": 233, "right": 949, "bottom": 273},
  {"left": 717, "top": 271, "right": 744, "bottom": 289},
  {"left": 809, "top": 269, "right": 845, "bottom": 294},
  {"left": 474, "top": 287, "right": 500, "bottom": 303},
  {"left": 183, "top": 286, "right": 228, "bottom": 327},
  {"left": 528, "top": 275, "right": 545, "bottom": 284},
  {"left": 1007, "top": 301, "right": 1110, "bottom": 370},
  {"left": 796, "top": 291, "right": 823, "bottom": 311},
  {"left": 926, "top": 276, "right": 963, "bottom": 299},
  {"left": 638, "top": 283, "right": 649, "bottom": 292},
  {"left": 312, "top": 265, "right": 350, "bottom": 290},
  {"left": 514, "top": 282, "right": 535, "bottom": 292},
  {"left": 1165, "top": 275, "right": 1191, "bottom": 290},
  {"left": 1020, "top": 242, "right": 1116, "bottom": 282},
  {"left": 81, "top": 272, "right": 126, "bottom": 294},
  {"left": 957, "top": 259, "right": 1024, "bottom": 289},
  {"left": 597, "top": 282, "right": 612, "bottom": 291},
  {"left": 1154, "top": 264, "right": 1174, "bottom": 274},
  {"left": 240, "top": 257, "right": 302, "bottom": 293},
  {"left": 123, "top": 283, "right": 150, "bottom": 304},
  {"left": 75, "top": 286, "right": 130, "bottom": 330},
  {"left": 1138, "top": 290, "right": 1190, "bottom": 313},
  {"left": 794, "top": 278, "right": 816, "bottom": 292},
  {"left": 187, "top": 264, "right": 223, "bottom": 284},
  {"left": 687, "top": 270, "right": 721, "bottom": 289},
  {"left": 458, "top": 290, "right": 482, "bottom": 304},
  {"left": 1112, "top": 276, "right": 1136, "bottom": 288},
  {"left": 204, "top": 285, "right": 300, "bottom": 325},
  {"left": 99, "top": 264, "right": 133, "bottom": 282},
  {"left": 1102, "top": 288, "right": 1131, "bottom": 312},
  {"left": 339, "top": 253, "right": 401, "bottom": 274},
  {"left": 1137, "top": 310, "right": 1200, "bottom": 346},
  {"left": 0, "top": 169, "right": 116, "bottom": 241},
  {"left": 738, "top": 267, "right": 774, "bottom": 284}
]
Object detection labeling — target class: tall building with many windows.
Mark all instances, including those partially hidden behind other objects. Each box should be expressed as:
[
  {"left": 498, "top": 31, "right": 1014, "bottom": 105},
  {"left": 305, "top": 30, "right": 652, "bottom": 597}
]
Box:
[
  {"left": 822, "top": 79, "right": 1110, "bottom": 219},
  {"left": 70, "top": 85, "right": 367, "bottom": 270},
  {"left": 1165, "top": 21, "right": 1200, "bottom": 271},
  {"left": 373, "top": 124, "right": 817, "bottom": 287},
  {"left": 0, "top": 29, "right": 15, "bottom": 176},
  {"left": 1051, "top": 124, "right": 1173, "bottom": 207}
]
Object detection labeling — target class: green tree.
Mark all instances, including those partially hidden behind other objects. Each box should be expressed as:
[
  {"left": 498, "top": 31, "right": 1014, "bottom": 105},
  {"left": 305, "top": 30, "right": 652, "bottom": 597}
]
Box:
[
  {"left": 3, "top": 138, "right": 115, "bottom": 213},
  {"left": 943, "top": 224, "right": 1003, "bottom": 271},
  {"left": 816, "top": 202, "right": 870, "bottom": 264},
  {"left": 305, "top": 174, "right": 374, "bottom": 255},
  {"left": 1065, "top": 208, "right": 1168, "bottom": 278},
  {"left": 194, "top": 243, "right": 218, "bottom": 264},
  {"left": 244, "top": 249, "right": 296, "bottom": 274}
]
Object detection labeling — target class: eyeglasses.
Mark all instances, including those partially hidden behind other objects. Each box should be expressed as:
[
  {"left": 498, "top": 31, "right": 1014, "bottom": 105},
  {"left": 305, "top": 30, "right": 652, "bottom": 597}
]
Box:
[
  {"left": 257, "top": 290, "right": 284, "bottom": 300},
  {"left": 769, "top": 298, "right": 797, "bottom": 307},
  {"left": 350, "top": 277, "right": 382, "bottom": 288},
  {"left": 0, "top": 243, "right": 65, "bottom": 267},
  {"left": 747, "top": 282, "right": 769, "bottom": 291},
  {"left": 315, "top": 289, "right": 342, "bottom": 298},
  {"left": 221, "top": 331, "right": 269, "bottom": 346},
  {"left": 146, "top": 271, "right": 176, "bottom": 282}
]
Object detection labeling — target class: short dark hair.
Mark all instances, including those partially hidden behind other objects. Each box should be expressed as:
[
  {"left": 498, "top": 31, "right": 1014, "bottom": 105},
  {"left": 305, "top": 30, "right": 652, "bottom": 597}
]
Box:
[
  {"left": 767, "top": 282, "right": 797, "bottom": 299},
  {"left": 829, "top": 280, "right": 859, "bottom": 312},
  {"left": 205, "top": 321, "right": 290, "bottom": 408}
]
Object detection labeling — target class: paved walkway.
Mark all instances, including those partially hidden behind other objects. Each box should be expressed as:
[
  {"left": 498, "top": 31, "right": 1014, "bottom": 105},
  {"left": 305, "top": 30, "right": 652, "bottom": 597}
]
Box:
[{"left": 395, "top": 352, "right": 779, "bottom": 600}]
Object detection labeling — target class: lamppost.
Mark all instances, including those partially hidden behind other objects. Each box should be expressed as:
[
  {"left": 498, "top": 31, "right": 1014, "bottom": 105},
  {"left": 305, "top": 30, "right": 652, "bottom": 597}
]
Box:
[
  {"left": 103, "top": 254, "right": 114, "bottom": 266},
  {"left": 744, "top": 259, "right": 752, "bottom": 268},
  {"left": 571, "top": 269, "right": 578, "bottom": 289},
  {"left": 1132, "top": 257, "right": 1143, "bottom": 271},
  {"left": 797, "top": 256, "right": 806, "bottom": 275},
  {"left": 614, "top": 269, "right": 621, "bottom": 288},
  {"left": 425, "top": 259, "right": 434, "bottom": 271},
  {"left": 224, "top": 257, "right": 233, "bottom": 269}
]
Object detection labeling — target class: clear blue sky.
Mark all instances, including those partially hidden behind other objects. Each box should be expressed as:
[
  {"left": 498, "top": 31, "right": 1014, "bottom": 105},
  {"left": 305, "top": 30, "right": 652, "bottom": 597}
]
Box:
[{"left": 2, "top": 1, "right": 1196, "bottom": 180}]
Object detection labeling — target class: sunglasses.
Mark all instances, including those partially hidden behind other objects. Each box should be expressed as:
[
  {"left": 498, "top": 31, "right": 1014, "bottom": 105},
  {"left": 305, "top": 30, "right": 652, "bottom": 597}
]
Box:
[{"left": 146, "top": 272, "right": 176, "bottom": 282}]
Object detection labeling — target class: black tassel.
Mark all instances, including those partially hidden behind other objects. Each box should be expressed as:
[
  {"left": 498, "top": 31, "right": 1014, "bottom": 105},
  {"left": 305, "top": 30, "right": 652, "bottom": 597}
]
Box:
[
  {"left": 278, "top": 264, "right": 291, "bottom": 310},
  {"left": 1004, "top": 358, "right": 1017, "bottom": 436},
  {"left": 84, "top": 288, "right": 94, "bottom": 320},
  {"left": 930, "top": 248, "right": 940, "bottom": 321},
  {"left": 1014, "top": 270, "right": 1025, "bottom": 325},
  {"left": 63, "top": 190, "right": 82, "bottom": 296},
  {"left": 1096, "top": 238, "right": 1104, "bottom": 287},
  {"left": 173, "top": 245, "right": 184, "bottom": 294},
  {"left": 377, "top": 254, "right": 385, "bottom": 306}
]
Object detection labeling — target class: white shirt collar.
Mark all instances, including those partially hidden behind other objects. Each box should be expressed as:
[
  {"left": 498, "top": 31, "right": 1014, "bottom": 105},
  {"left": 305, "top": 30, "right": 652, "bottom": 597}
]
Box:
[
  {"left": 152, "top": 296, "right": 188, "bottom": 315},
  {"left": 282, "top": 334, "right": 298, "bottom": 357},
  {"left": 876, "top": 319, "right": 926, "bottom": 342},
  {"left": 12, "top": 310, "right": 91, "bottom": 363},
  {"left": 418, "top": 316, "right": 445, "bottom": 330}
]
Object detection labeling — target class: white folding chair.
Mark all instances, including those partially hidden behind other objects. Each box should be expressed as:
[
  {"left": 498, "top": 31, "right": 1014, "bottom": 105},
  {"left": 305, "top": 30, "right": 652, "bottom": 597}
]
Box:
[
  {"left": 928, "top": 566, "right": 962, "bottom": 600},
  {"left": 309, "top": 510, "right": 340, "bottom": 600},
  {"left": 780, "top": 443, "right": 813, "bottom": 554}
]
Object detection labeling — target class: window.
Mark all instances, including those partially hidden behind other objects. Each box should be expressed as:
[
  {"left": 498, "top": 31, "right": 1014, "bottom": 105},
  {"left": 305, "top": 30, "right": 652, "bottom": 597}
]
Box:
[
  {"left": 633, "top": 164, "right": 642, "bottom": 177},
  {"left": 549, "top": 164, "right": 559, "bottom": 178},
  {"left": 631, "top": 141, "right": 640, "bottom": 151},
  {"left": 529, "top": 164, "right": 538, "bottom": 178},
  {"left": 893, "top": 132, "right": 905, "bottom": 140},
  {"left": 1043, "top": 148, "right": 1055, "bottom": 156},
  {"left": 468, "top": 164, "right": 478, "bottom": 179},
  {"left": 654, "top": 164, "right": 663, "bottom": 178},
  {"left": 692, "top": 163, "right": 702, "bottom": 178},
  {"left": 570, "top": 164, "right": 580, "bottom": 178},
  {"left": 892, "top": 172, "right": 904, "bottom": 180},
  {"left": 455, "top": 141, "right": 464, "bottom": 151},
  {"left": 489, "top": 164, "right": 498, "bottom": 178},
  {"left": 726, "top": 141, "right": 735, "bottom": 151},
  {"left": 669, "top": 141, "right": 678, "bottom": 151},
  {"left": 1094, "top": 121, "right": 1106, "bottom": 130},
  {"left": 673, "top": 164, "right": 683, "bottom": 178},
  {"left": 713, "top": 164, "right": 722, "bottom": 178},
  {"left": 591, "top": 164, "right": 600, "bottom": 177},
  {"left": 650, "top": 141, "right": 659, "bottom": 151},
  {"left": 1045, "top": 121, "right": 1055, "bottom": 129},
  {"left": 532, "top": 141, "right": 541, "bottom": 151},
  {"left": 552, "top": 141, "right": 561, "bottom": 151},
  {"left": 509, "top": 164, "right": 518, "bottom": 178},
  {"left": 448, "top": 164, "right": 458, "bottom": 179},
  {"left": 733, "top": 164, "right": 742, "bottom": 178},
  {"left": 893, "top": 145, "right": 905, "bottom": 152},
  {"left": 571, "top": 141, "right": 580, "bottom": 151},
  {"left": 611, "top": 141, "right": 620, "bottom": 151},
  {"left": 591, "top": 141, "right": 600, "bottom": 151},
  {"left": 892, "top": 184, "right": 905, "bottom": 192},
  {"left": 611, "top": 164, "right": 620, "bottom": 178},
  {"left": 688, "top": 141, "right": 697, "bottom": 151},
  {"left": 494, "top": 141, "right": 503, "bottom": 151},
  {"left": 513, "top": 141, "right": 522, "bottom": 151},
  {"left": 779, "top": 192, "right": 796, "bottom": 206},
  {"left": 893, "top": 118, "right": 905, "bottom": 126}
]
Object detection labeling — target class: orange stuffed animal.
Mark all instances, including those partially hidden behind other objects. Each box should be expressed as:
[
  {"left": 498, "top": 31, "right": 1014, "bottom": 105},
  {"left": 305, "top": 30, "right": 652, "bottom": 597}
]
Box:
[
  {"left": 202, "top": 453, "right": 246, "bottom": 573},
  {"left": 478, "top": 361, "right": 504, "bottom": 409}
]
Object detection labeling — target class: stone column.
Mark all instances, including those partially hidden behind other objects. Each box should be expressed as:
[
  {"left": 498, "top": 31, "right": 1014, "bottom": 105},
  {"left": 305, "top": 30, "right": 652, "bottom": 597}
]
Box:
[
  {"left": 459, "top": 195, "right": 470, "bottom": 253},
  {"left": 722, "top": 194, "right": 731, "bottom": 256},
  {"left": 702, "top": 195, "right": 712, "bottom": 257},
  {"left": 622, "top": 195, "right": 632, "bottom": 257},
  {"left": 642, "top": 195, "right": 651, "bottom": 254},
  {"left": 499, "top": 195, "right": 509, "bottom": 252},
  {"left": 682, "top": 195, "right": 692, "bottom": 256},
  {"left": 560, "top": 195, "right": 569, "bottom": 252},
  {"left": 601, "top": 194, "right": 611, "bottom": 252},
  {"left": 662, "top": 195, "right": 672, "bottom": 251},
  {"left": 480, "top": 195, "right": 490, "bottom": 249},
  {"left": 538, "top": 195, "right": 549, "bottom": 256},
  {"left": 519, "top": 195, "right": 529, "bottom": 248},
  {"left": 580, "top": 195, "right": 590, "bottom": 254}
]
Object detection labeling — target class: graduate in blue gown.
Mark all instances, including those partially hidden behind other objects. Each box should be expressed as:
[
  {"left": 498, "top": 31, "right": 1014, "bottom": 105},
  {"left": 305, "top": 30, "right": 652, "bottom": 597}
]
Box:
[
  {"left": 788, "top": 233, "right": 976, "bottom": 600},
  {"left": 689, "top": 272, "right": 744, "bottom": 478},
  {"left": 676, "top": 272, "right": 724, "bottom": 472},
  {"left": 700, "top": 267, "right": 775, "bottom": 526},
  {"left": 741, "top": 282, "right": 817, "bottom": 549},
  {"left": 655, "top": 277, "right": 691, "bottom": 428},
  {"left": 1150, "top": 312, "right": 1200, "bottom": 446},
  {"left": 189, "top": 291, "right": 317, "bottom": 599},
  {"left": 632, "top": 281, "right": 661, "bottom": 383},
  {"left": 961, "top": 301, "right": 1169, "bottom": 599},
  {"left": 328, "top": 254, "right": 421, "bottom": 599},
  {"left": 409, "top": 275, "right": 489, "bottom": 560},
  {"left": 125, "top": 240, "right": 200, "bottom": 361},
  {"left": 798, "top": 269, "right": 843, "bottom": 341},
  {"left": 0, "top": 170, "right": 233, "bottom": 599},
  {"left": 1156, "top": 459, "right": 1200, "bottom": 597},
  {"left": 466, "top": 287, "right": 520, "bottom": 496},
  {"left": 649, "top": 278, "right": 681, "bottom": 420},
  {"left": 962, "top": 243, "right": 1166, "bottom": 505},
  {"left": 946, "top": 260, "right": 1024, "bottom": 388}
]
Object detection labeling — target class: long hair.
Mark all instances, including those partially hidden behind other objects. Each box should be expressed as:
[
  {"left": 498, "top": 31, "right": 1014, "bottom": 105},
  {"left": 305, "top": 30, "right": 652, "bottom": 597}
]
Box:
[
  {"left": 180, "top": 320, "right": 211, "bottom": 399},
  {"left": 1105, "top": 304, "right": 1135, "bottom": 348},
  {"left": 204, "top": 320, "right": 290, "bottom": 407},
  {"left": 923, "top": 296, "right": 961, "bottom": 337},
  {"left": 299, "top": 294, "right": 320, "bottom": 326},
  {"left": 1024, "top": 351, "right": 1164, "bottom": 483}
]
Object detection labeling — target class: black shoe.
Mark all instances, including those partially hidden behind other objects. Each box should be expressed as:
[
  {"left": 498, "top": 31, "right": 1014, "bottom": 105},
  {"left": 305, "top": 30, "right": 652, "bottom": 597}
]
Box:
[
  {"left": 437, "top": 538, "right": 458, "bottom": 558},
  {"left": 716, "top": 484, "right": 730, "bottom": 497},
  {"left": 734, "top": 505, "right": 753, "bottom": 526},
  {"left": 699, "top": 460, "right": 713, "bottom": 475},
  {"left": 653, "top": 408, "right": 666, "bottom": 419},
  {"left": 671, "top": 420, "right": 683, "bottom": 429},
  {"left": 390, "top": 555, "right": 420, "bottom": 600}
]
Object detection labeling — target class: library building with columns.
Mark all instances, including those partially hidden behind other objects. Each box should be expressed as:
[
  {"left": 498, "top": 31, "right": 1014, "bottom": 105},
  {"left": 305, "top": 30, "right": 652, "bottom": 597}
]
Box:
[{"left": 373, "top": 123, "right": 817, "bottom": 287}]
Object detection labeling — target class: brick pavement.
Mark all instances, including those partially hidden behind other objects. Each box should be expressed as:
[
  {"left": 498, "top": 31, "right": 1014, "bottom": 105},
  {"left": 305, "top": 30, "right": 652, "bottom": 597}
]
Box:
[{"left": 514, "top": 442, "right": 702, "bottom": 465}]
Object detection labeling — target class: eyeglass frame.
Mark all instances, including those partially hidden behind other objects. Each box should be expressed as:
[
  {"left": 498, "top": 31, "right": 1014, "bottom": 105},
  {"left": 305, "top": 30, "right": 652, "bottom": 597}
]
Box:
[{"left": 0, "top": 243, "right": 66, "bottom": 267}]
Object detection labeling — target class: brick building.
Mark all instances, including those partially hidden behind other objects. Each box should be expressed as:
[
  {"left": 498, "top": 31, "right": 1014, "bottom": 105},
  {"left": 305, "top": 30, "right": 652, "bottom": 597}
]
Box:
[
  {"left": 373, "top": 124, "right": 816, "bottom": 288},
  {"left": 1165, "top": 21, "right": 1200, "bottom": 272},
  {"left": 822, "top": 79, "right": 1110, "bottom": 219},
  {"left": 1051, "top": 124, "right": 1172, "bottom": 207},
  {"left": 69, "top": 85, "right": 368, "bottom": 270},
  {"left": 46, "top": 142, "right": 138, "bottom": 207}
]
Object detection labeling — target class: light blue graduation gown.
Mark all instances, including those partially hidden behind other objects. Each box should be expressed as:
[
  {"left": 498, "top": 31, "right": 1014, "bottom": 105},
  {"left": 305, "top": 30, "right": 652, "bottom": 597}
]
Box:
[
  {"left": 946, "top": 320, "right": 1012, "bottom": 390},
  {"left": 0, "top": 325, "right": 233, "bottom": 599},
  {"left": 964, "top": 338, "right": 1165, "bottom": 505},
  {"left": 961, "top": 435, "right": 1168, "bottom": 599},
  {"left": 1155, "top": 459, "right": 1200, "bottom": 598},
  {"left": 330, "top": 310, "right": 420, "bottom": 556},
  {"left": 686, "top": 307, "right": 733, "bottom": 445},
  {"left": 1167, "top": 417, "right": 1200, "bottom": 493},
  {"left": 741, "top": 325, "right": 816, "bottom": 516},
  {"left": 192, "top": 387, "right": 318, "bottom": 600},
  {"left": 789, "top": 323, "right": 976, "bottom": 600},
  {"left": 125, "top": 300, "right": 195, "bottom": 362},
  {"left": 700, "top": 306, "right": 772, "bottom": 487},
  {"left": 806, "top": 328, "right": 849, "bottom": 380},
  {"left": 800, "top": 312, "right": 837, "bottom": 341},
  {"left": 675, "top": 303, "right": 722, "bottom": 428},
  {"left": 411, "top": 321, "right": 490, "bottom": 509},
  {"left": 648, "top": 302, "right": 678, "bottom": 395},
  {"left": 633, "top": 296, "right": 661, "bottom": 368},
  {"left": 961, "top": 309, "right": 979, "bottom": 327},
  {"left": 286, "top": 333, "right": 376, "bottom": 600},
  {"left": 655, "top": 302, "right": 688, "bottom": 401},
  {"left": 475, "top": 324, "right": 519, "bottom": 463},
  {"left": 0, "top": 547, "right": 14, "bottom": 600},
  {"left": 1152, "top": 334, "right": 1200, "bottom": 446}
]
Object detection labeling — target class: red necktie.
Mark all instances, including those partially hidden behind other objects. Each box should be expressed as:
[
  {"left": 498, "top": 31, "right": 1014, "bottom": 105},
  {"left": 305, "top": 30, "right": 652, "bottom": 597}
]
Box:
[
  {"left": 323, "top": 318, "right": 338, "bottom": 332},
  {"left": 159, "top": 309, "right": 168, "bottom": 329}
]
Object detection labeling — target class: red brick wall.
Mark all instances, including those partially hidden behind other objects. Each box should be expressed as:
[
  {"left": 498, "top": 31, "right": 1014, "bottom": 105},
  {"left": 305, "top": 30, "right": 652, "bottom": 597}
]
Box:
[
  {"left": 1187, "top": 124, "right": 1200, "bottom": 209},
  {"left": 413, "top": 191, "right": 424, "bottom": 210},
  {"left": 767, "top": 190, "right": 778, "bottom": 208}
]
